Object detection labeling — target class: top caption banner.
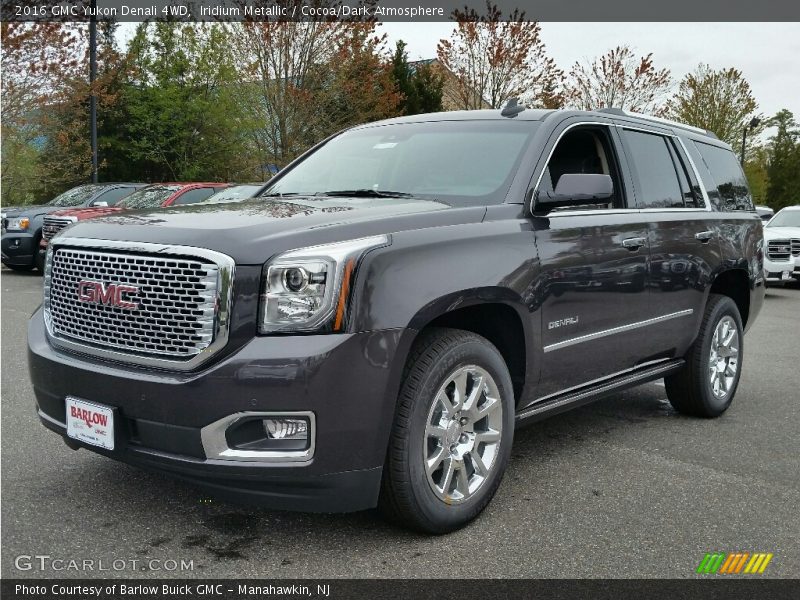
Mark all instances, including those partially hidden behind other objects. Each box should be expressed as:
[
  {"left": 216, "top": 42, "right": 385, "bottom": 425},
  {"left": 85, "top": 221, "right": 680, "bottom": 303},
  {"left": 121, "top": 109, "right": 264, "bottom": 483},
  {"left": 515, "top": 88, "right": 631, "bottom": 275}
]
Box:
[{"left": 4, "top": 0, "right": 800, "bottom": 22}]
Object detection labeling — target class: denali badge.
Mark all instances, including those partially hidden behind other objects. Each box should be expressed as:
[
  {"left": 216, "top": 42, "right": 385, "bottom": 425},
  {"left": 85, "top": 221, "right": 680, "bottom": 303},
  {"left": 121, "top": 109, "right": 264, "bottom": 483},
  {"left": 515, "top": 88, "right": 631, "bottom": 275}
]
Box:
[
  {"left": 77, "top": 280, "right": 139, "bottom": 309},
  {"left": 548, "top": 316, "right": 579, "bottom": 329}
]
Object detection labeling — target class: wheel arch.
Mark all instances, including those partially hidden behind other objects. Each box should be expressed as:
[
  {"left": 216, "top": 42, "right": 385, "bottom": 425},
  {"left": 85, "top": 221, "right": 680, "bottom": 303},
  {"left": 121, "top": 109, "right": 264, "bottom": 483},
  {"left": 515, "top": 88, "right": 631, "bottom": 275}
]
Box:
[
  {"left": 709, "top": 268, "right": 751, "bottom": 327},
  {"left": 405, "top": 291, "right": 532, "bottom": 406}
]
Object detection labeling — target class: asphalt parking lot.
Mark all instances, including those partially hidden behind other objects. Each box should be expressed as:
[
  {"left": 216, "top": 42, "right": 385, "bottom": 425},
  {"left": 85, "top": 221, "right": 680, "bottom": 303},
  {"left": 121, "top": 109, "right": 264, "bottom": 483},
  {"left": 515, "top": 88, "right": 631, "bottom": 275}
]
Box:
[{"left": 2, "top": 267, "right": 799, "bottom": 579}]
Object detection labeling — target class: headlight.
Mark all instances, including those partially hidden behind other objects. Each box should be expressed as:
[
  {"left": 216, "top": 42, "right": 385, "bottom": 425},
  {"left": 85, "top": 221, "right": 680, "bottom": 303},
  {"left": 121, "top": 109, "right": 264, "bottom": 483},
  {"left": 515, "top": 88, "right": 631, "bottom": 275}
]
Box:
[
  {"left": 7, "top": 217, "right": 30, "bottom": 231},
  {"left": 258, "top": 235, "right": 389, "bottom": 333}
]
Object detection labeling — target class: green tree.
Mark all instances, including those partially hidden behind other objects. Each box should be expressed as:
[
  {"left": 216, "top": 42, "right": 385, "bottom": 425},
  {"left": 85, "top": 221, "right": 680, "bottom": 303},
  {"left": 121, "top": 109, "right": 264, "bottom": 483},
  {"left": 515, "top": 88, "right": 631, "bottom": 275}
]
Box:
[
  {"left": 743, "top": 146, "right": 769, "bottom": 206},
  {"left": 413, "top": 62, "right": 445, "bottom": 114},
  {"left": 765, "top": 109, "right": 800, "bottom": 211},
  {"left": 666, "top": 64, "right": 760, "bottom": 147},
  {"left": 118, "top": 23, "right": 248, "bottom": 182},
  {"left": 391, "top": 41, "right": 444, "bottom": 115}
]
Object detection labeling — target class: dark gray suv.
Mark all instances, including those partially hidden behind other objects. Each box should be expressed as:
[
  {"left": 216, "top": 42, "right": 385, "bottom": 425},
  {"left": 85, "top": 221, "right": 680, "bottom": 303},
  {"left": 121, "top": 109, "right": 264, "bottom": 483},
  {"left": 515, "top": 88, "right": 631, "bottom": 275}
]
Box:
[
  {"left": 2, "top": 183, "right": 145, "bottom": 271},
  {"left": 28, "top": 107, "right": 764, "bottom": 533}
]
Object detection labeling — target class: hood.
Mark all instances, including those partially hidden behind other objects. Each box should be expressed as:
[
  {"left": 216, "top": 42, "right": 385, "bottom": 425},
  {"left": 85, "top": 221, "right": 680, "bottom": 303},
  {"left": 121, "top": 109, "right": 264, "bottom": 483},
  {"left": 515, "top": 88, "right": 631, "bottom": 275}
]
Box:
[
  {"left": 0, "top": 205, "right": 40, "bottom": 219},
  {"left": 6, "top": 204, "right": 92, "bottom": 219},
  {"left": 55, "top": 197, "right": 486, "bottom": 264},
  {"left": 51, "top": 206, "right": 125, "bottom": 220},
  {"left": 763, "top": 226, "right": 800, "bottom": 240}
]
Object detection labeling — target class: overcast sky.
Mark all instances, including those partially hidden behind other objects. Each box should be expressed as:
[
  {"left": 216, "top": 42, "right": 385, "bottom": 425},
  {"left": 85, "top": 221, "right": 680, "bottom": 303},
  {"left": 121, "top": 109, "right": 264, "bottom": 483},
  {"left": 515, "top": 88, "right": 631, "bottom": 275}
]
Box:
[
  {"left": 382, "top": 22, "right": 800, "bottom": 121},
  {"left": 118, "top": 22, "right": 800, "bottom": 123}
]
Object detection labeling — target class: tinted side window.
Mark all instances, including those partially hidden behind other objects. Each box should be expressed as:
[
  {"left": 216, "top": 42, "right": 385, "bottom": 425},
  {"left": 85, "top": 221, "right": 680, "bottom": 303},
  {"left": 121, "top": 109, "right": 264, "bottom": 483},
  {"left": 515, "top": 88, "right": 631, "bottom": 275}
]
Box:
[
  {"left": 684, "top": 141, "right": 721, "bottom": 208},
  {"left": 622, "top": 130, "right": 684, "bottom": 208},
  {"left": 693, "top": 141, "right": 754, "bottom": 212},
  {"left": 538, "top": 126, "right": 627, "bottom": 210},
  {"left": 95, "top": 187, "right": 135, "bottom": 206},
  {"left": 666, "top": 140, "right": 704, "bottom": 208},
  {"left": 174, "top": 188, "right": 216, "bottom": 205}
]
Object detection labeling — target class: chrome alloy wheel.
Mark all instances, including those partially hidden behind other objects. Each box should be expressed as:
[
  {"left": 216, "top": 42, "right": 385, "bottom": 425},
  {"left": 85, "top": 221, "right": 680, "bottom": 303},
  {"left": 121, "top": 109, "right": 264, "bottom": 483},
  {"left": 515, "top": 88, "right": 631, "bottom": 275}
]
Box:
[
  {"left": 709, "top": 316, "right": 739, "bottom": 400},
  {"left": 423, "top": 365, "right": 503, "bottom": 504}
]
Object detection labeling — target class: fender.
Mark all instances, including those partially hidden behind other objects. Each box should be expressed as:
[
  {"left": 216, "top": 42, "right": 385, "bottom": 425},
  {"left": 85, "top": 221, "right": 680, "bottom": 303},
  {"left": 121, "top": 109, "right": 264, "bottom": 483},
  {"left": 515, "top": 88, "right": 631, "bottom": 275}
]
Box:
[
  {"left": 715, "top": 213, "right": 765, "bottom": 332},
  {"left": 348, "top": 219, "right": 542, "bottom": 407}
]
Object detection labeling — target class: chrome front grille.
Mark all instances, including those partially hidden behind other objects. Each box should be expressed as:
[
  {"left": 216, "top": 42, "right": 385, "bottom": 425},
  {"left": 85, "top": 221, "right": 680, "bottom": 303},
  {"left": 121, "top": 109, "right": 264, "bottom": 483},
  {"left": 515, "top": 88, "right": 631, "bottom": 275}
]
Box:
[
  {"left": 44, "top": 239, "right": 234, "bottom": 368},
  {"left": 767, "top": 240, "right": 792, "bottom": 261},
  {"left": 792, "top": 239, "right": 800, "bottom": 257},
  {"left": 42, "top": 216, "right": 76, "bottom": 241}
]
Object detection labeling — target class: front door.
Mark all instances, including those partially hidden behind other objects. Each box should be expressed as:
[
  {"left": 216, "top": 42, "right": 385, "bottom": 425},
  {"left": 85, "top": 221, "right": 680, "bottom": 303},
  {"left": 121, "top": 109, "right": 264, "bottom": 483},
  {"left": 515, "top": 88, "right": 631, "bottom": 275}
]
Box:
[{"left": 531, "top": 122, "right": 653, "bottom": 399}]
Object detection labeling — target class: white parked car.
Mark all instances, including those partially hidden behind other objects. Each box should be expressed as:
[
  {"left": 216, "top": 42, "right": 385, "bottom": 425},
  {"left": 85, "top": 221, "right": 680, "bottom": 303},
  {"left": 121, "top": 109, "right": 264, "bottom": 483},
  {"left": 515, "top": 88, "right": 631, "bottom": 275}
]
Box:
[
  {"left": 763, "top": 206, "right": 800, "bottom": 285},
  {"left": 756, "top": 205, "right": 774, "bottom": 222}
]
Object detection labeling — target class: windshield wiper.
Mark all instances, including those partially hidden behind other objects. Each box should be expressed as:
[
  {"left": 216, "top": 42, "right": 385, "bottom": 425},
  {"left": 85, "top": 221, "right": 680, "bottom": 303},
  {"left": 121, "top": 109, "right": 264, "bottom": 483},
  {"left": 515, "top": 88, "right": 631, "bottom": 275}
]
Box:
[
  {"left": 260, "top": 192, "right": 307, "bottom": 197},
  {"left": 318, "top": 189, "right": 415, "bottom": 198}
]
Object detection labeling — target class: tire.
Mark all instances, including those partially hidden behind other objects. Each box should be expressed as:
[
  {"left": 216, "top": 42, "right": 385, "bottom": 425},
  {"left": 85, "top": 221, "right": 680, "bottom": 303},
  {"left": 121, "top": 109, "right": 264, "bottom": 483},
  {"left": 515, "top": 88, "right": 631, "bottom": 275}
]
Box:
[
  {"left": 34, "top": 251, "right": 45, "bottom": 272},
  {"left": 3, "top": 264, "right": 34, "bottom": 272},
  {"left": 33, "top": 234, "right": 45, "bottom": 272},
  {"left": 379, "top": 327, "right": 515, "bottom": 534},
  {"left": 665, "top": 294, "right": 743, "bottom": 418}
]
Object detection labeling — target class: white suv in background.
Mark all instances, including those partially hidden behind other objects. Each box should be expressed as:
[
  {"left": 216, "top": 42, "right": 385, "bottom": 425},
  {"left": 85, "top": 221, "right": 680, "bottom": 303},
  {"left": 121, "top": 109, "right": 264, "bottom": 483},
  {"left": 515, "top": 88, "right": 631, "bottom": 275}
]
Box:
[{"left": 763, "top": 206, "right": 800, "bottom": 286}]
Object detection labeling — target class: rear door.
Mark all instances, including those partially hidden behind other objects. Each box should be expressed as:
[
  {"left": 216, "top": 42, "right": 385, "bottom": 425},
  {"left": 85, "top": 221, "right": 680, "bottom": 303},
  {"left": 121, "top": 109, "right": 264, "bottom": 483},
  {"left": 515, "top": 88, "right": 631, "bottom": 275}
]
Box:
[{"left": 616, "top": 125, "right": 722, "bottom": 356}]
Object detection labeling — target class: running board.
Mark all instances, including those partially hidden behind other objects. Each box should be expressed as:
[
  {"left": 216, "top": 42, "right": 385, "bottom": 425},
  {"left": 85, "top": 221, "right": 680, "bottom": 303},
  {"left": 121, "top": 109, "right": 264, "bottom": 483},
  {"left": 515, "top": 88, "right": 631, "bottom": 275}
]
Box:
[{"left": 515, "top": 359, "right": 685, "bottom": 425}]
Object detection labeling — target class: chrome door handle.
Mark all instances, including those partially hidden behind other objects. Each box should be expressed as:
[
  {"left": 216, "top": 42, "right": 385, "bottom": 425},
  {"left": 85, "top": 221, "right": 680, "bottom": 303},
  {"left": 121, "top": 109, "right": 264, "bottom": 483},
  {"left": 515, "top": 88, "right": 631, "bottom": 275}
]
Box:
[
  {"left": 622, "top": 237, "right": 646, "bottom": 250},
  {"left": 695, "top": 230, "right": 715, "bottom": 243}
]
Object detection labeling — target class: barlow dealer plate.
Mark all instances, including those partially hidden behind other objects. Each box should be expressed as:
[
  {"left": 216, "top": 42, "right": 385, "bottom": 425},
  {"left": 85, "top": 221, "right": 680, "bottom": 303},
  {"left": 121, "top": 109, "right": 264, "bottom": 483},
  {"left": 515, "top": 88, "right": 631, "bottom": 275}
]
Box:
[{"left": 65, "top": 396, "right": 114, "bottom": 450}]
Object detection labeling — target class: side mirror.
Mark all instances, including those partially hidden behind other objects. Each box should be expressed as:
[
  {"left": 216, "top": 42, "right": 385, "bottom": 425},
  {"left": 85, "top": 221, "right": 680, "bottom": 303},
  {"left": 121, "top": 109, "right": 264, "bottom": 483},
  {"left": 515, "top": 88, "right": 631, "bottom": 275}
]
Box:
[
  {"left": 91, "top": 201, "right": 109, "bottom": 208},
  {"left": 536, "top": 174, "right": 613, "bottom": 211}
]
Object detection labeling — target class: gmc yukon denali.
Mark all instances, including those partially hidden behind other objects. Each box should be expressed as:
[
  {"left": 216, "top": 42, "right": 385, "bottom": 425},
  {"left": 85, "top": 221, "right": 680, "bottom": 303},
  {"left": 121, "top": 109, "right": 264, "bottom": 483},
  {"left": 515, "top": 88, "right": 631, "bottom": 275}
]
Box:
[{"left": 28, "top": 107, "right": 764, "bottom": 533}]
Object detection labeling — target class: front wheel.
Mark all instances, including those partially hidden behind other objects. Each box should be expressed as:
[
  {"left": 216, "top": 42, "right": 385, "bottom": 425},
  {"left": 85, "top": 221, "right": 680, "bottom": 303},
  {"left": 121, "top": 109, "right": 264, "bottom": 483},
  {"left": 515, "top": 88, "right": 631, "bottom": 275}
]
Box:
[
  {"left": 665, "top": 294, "right": 743, "bottom": 418},
  {"left": 379, "top": 328, "right": 515, "bottom": 533},
  {"left": 3, "top": 264, "right": 34, "bottom": 272}
]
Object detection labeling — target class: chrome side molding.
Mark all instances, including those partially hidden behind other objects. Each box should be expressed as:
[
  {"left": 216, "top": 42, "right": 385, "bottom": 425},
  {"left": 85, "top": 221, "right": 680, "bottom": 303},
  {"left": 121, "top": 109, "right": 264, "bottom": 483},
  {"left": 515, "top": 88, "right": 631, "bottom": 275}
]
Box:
[{"left": 543, "top": 309, "right": 694, "bottom": 353}]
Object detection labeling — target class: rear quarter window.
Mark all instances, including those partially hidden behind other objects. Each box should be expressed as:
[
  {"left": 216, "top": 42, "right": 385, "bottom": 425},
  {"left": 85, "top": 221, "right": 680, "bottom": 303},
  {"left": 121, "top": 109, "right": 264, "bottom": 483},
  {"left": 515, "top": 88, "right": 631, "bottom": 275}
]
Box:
[{"left": 691, "top": 141, "right": 754, "bottom": 212}]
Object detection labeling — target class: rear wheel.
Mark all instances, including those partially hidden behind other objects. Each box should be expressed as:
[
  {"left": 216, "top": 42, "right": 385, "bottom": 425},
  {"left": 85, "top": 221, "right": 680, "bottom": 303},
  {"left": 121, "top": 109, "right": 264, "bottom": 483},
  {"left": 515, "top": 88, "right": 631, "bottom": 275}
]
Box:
[
  {"left": 665, "top": 294, "right": 743, "bottom": 418},
  {"left": 379, "top": 328, "right": 514, "bottom": 533}
]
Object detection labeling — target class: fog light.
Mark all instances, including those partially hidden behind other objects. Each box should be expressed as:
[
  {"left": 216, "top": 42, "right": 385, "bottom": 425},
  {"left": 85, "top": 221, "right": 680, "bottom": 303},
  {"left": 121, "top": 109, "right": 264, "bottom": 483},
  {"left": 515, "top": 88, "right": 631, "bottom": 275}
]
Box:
[{"left": 264, "top": 418, "right": 308, "bottom": 440}]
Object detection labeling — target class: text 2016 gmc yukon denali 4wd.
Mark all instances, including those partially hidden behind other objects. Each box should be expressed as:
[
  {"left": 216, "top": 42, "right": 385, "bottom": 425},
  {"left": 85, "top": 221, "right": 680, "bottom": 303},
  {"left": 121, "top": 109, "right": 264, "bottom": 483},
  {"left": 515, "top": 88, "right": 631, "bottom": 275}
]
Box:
[{"left": 29, "top": 107, "right": 764, "bottom": 533}]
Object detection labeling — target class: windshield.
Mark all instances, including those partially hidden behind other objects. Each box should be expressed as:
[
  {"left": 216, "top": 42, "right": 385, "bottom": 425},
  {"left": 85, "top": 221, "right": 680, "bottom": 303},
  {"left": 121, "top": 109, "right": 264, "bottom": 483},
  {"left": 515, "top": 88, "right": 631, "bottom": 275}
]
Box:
[
  {"left": 49, "top": 184, "right": 104, "bottom": 207},
  {"left": 264, "top": 120, "right": 539, "bottom": 206},
  {"left": 767, "top": 210, "right": 800, "bottom": 228},
  {"left": 118, "top": 185, "right": 182, "bottom": 209},
  {"left": 201, "top": 185, "right": 262, "bottom": 204}
]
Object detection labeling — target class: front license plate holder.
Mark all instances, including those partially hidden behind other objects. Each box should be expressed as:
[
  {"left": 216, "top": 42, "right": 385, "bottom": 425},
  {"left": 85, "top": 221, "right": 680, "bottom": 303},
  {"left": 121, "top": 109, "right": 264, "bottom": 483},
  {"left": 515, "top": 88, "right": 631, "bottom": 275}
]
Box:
[{"left": 65, "top": 396, "right": 115, "bottom": 451}]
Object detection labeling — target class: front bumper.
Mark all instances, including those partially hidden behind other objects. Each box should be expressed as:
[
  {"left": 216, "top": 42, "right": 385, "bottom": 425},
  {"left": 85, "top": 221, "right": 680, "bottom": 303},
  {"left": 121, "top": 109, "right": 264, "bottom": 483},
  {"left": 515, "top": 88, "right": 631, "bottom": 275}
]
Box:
[
  {"left": 763, "top": 256, "right": 794, "bottom": 284},
  {"left": 28, "top": 308, "right": 414, "bottom": 512},
  {"left": 1, "top": 231, "right": 36, "bottom": 266}
]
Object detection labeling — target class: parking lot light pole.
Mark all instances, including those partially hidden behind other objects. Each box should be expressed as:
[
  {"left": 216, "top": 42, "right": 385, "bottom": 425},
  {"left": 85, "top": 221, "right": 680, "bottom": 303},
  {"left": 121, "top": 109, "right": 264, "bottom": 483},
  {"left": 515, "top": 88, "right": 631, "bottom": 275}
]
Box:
[
  {"left": 89, "top": 0, "right": 98, "bottom": 183},
  {"left": 740, "top": 117, "right": 761, "bottom": 165}
]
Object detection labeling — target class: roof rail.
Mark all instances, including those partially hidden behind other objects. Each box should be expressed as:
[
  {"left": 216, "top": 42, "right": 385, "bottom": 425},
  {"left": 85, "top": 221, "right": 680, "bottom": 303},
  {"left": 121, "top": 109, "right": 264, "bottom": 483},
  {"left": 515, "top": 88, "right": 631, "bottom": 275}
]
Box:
[{"left": 595, "top": 107, "right": 717, "bottom": 138}]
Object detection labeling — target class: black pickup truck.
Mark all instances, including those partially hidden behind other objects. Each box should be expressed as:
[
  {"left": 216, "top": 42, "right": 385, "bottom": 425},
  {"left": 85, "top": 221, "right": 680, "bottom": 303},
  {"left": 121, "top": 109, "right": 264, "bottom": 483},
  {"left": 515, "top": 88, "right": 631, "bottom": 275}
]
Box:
[{"left": 28, "top": 107, "right": 764, "bottom": 533}]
